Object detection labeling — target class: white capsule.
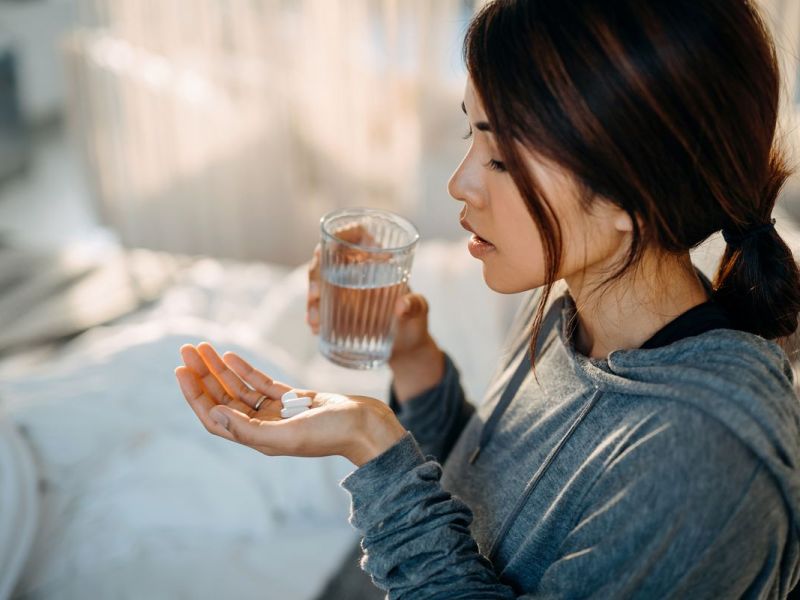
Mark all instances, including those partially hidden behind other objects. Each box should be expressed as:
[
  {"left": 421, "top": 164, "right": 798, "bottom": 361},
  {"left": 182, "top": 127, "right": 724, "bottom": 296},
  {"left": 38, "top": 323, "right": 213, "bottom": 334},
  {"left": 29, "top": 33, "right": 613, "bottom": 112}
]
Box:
[
  {"left": 280, "top": 405, "right": 310, "bottom": 419},
  {"left": 281, "top": 393, "right": 312, "bottom": 409}
]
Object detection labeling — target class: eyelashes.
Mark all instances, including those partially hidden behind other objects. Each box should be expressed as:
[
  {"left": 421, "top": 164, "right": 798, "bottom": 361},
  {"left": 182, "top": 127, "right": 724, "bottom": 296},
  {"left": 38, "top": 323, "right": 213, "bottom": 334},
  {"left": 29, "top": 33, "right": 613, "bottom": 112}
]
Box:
[
  {"left": 461, "top": 127, "right": 506, "bottom": 172},
  {"left": 485, "top": 159, "right": 507, "bottom": 172}
]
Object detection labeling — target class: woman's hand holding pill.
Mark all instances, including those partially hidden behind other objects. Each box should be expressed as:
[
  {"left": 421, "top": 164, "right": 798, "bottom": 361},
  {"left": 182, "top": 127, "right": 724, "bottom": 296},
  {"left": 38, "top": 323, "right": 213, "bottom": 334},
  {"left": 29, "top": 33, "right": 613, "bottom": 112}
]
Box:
[{"left": 175, "top": 342, "right": 407, "bottom": 466}]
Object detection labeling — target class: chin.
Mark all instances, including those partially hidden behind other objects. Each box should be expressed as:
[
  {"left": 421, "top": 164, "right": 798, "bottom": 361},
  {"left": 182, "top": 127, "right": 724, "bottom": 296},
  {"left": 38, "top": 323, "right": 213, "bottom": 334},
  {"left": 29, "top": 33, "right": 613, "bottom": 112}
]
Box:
[{"left": 482, "top": 265, "right": 542, "bottom": 294}]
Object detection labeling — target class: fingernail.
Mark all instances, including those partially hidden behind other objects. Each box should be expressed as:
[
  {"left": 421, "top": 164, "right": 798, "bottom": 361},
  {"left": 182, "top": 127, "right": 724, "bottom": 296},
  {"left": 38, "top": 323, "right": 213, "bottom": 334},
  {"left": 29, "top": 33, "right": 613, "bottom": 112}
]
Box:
[
  {"left": 310, "top": 281, "right": 320, "bottom": 295},
  {"left": 211, "top": 409, "right": 229, "bottom": 430},
  {"left": 403, "top": 298, "right": 411, "bottom": 311},
  {"left": 310, "top": 306, "right": 319, "bottom": 320}
]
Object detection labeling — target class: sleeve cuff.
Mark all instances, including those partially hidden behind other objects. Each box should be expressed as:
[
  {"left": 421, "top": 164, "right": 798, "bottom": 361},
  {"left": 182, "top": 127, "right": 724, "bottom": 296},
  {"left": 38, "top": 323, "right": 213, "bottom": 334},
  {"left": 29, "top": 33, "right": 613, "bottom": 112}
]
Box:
[{"left": 340, "top": 431, "right": 426, "bottom": 498}]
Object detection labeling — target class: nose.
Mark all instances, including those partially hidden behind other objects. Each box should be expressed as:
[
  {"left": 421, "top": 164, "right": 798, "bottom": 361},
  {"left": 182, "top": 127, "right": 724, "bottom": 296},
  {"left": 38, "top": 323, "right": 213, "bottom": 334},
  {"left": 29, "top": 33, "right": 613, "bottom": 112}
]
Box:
[{"left": 447, "top": 154, "right": 486, "bottom": 209}]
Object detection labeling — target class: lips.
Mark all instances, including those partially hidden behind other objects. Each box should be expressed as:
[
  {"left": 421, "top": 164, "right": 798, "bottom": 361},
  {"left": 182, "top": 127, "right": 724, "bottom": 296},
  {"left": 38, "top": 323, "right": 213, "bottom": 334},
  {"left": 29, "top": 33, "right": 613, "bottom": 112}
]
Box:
[{"left": 459, "top": 218, "right": 492, "bottom": 245}]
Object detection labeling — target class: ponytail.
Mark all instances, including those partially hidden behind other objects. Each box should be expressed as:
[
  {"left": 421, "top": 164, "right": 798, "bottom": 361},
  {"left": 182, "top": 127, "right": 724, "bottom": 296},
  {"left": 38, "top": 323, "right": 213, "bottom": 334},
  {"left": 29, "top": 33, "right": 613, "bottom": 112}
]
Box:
[{"left": 713, "top": 158, "right": 800, "bottom": 340}]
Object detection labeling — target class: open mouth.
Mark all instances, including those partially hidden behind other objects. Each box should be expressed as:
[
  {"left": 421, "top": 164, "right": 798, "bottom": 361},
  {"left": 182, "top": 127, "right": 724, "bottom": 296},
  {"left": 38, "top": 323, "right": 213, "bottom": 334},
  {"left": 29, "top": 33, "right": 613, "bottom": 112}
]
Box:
[
  {"left": 459, "top": 215, "right": 495, "bottom": 249},
  {"left": 466, "top": 229, "right": 496, "bottom": 257}
]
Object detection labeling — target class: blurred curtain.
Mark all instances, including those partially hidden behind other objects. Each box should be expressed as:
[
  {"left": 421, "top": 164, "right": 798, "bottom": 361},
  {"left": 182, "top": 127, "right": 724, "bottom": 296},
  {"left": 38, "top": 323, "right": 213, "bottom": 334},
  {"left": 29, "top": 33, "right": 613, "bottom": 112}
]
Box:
[
  {"left": 757, "top": 0, "right": 800, "bottom": 133},
  {"left": 62, "top": 0, "right": 800, "bottom": 266},
  {"left": 756, "top": 0, "right": 800, "bottom": 209},
  {"left": 63, "top": 0, "right": 484, "bottom": 266}
]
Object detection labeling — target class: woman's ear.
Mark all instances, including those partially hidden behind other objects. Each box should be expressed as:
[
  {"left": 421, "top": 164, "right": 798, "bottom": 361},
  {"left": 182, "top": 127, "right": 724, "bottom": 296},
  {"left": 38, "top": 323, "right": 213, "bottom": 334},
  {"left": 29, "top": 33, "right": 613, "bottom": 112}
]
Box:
[
  {"left": 612, "top": 209, "right": 636, "bottom": 234},
  {"left": 585, "top": 188, "right": 636, "bottom": 236}
]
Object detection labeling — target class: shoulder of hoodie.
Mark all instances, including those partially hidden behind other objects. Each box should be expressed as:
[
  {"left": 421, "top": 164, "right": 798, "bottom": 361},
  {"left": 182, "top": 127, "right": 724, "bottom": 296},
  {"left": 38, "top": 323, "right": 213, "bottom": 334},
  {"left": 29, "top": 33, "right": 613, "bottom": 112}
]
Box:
[
  {"left": 591, "top": 391, "right": 765, "bottom": 475},
  {"left": 522, "top": 286, "right": 799, "bottom": 483},
  {"left": 582, "top": 389, "right": 792, "bottom": 532},
  {"left": 583, "top": 330, "right": 799, "bottom": 527},
  {"left": 628, "top": 326, "right": 793, "bottom": 373},
  {"left": 600, "top": 327, "right": 798, "bottom": 406},
  {"left": 591, "top": 327, "right": 799, "bottom": 458}
]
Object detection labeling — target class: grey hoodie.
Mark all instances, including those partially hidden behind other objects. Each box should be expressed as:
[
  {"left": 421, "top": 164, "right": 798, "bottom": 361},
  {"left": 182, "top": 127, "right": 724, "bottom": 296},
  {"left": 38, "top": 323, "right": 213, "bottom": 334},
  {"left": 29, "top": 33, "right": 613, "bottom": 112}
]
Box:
[{"left": 340, "top": 285, "right": 800, "bottom": 598}]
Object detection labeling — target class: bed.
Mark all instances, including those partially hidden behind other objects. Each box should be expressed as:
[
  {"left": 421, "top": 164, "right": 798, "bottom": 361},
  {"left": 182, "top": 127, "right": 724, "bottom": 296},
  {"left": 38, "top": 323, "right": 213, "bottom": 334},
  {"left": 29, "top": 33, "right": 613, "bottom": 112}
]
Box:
[{"left": 3, "top": 204, "right": 800, "bottom": 599}]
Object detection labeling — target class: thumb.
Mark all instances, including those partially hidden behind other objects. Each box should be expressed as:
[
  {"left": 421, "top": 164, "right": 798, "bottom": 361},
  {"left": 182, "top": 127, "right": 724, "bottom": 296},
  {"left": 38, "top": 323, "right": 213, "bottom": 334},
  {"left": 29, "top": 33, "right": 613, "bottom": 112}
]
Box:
[
  {"left": 210, "top": 405, "right": 257, "bottom": 443},
  {"left": 396, "top": 293, "right": 429, "bottom": 319},
  {"left": 210, "top": 406, "right": 230, "bottom": 429}
]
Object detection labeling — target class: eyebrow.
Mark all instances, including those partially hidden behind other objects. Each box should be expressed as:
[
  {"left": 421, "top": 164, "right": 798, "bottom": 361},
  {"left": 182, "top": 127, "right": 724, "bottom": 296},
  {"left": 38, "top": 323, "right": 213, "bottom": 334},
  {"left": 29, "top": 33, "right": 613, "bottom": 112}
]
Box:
[{"left": 461, "top": 101, "right": 492, "bottom": 132}]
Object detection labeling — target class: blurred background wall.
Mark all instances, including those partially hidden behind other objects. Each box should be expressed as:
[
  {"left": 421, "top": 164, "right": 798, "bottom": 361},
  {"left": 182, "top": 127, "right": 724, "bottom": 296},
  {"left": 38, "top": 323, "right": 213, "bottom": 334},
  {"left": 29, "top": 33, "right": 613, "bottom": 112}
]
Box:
[{"left": 0, "top": 0, "right": 798, "bottom": 266}]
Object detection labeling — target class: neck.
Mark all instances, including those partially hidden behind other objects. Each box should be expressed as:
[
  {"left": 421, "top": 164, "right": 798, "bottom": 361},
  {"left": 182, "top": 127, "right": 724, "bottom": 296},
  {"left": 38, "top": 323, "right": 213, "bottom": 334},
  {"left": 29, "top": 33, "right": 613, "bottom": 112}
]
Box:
[{"left": 564, "top": 250, "right": 710, "bottom": 359}]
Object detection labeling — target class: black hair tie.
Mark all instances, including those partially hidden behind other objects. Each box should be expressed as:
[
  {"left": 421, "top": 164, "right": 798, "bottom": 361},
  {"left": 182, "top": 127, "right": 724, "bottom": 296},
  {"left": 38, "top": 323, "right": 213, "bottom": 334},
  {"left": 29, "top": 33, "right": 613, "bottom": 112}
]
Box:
[{"left": 721, "top": 218, "right": 776, "bottom": 247}]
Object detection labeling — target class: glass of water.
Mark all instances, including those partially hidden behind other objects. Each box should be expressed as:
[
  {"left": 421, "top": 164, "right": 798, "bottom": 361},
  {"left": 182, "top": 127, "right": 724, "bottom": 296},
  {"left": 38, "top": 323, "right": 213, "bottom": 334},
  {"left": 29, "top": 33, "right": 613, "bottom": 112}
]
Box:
[{"left": 318, "top": 207, "right": 420, "bottom": 370}]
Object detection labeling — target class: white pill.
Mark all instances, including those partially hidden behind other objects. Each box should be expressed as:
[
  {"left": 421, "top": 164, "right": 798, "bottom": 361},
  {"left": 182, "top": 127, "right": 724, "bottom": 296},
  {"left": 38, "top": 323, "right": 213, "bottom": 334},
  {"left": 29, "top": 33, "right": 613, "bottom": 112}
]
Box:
[
  {"left": 281, "top": 395, "right": 312, "bottom": 409},
  {"left": 280, "top": 405, "right": 310, "bottom": 419},
  {"left": 281, "top": 391, "right": 300, "bottom": 402}
]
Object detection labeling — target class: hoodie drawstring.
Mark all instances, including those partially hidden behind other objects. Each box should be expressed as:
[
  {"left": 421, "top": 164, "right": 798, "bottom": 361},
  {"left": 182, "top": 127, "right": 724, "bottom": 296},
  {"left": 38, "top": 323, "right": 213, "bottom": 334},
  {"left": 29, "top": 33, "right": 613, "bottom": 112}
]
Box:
[{"left": 486, "top": 386, "right": 603, "bottom": 562}]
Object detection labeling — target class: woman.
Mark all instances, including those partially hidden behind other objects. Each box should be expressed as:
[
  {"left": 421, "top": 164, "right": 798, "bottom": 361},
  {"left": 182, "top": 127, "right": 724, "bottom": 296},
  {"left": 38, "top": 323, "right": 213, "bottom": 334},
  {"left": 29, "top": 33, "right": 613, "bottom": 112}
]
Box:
[{"left": 175, "top": 0, "right": 800, "bottom": 596}]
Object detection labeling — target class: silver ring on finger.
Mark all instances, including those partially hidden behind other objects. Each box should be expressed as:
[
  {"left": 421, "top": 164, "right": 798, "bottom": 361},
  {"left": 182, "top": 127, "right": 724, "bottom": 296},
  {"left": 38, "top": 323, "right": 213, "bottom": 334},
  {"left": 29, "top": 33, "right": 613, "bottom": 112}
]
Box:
[{"left": 254, "top": 395, "right": 268, "bottom": 411}]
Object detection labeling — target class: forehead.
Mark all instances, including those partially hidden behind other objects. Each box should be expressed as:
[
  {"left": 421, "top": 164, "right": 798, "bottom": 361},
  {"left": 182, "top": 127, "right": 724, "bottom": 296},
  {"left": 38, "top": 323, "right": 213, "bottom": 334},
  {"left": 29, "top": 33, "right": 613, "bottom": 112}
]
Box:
[{"left": 463, "top": 77, "right": 486, "bottom": 118}]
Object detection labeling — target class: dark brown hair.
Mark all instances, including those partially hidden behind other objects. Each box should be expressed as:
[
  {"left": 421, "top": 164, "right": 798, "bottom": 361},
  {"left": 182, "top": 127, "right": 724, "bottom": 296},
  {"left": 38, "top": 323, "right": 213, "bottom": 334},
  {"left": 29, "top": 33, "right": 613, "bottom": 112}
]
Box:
[{"left": 464, "top": 0, "right": 800, "bottom": 360}]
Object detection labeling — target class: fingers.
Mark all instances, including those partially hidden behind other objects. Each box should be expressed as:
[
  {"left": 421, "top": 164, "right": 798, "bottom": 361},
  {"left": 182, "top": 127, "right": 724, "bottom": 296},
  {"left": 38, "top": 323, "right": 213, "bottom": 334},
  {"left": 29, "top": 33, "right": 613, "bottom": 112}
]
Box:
[
  {"left": 333, "top": 223, "right": 373, "bottom": 245},
  {"left": 307, "top": 244, "right": 321, "bottom": 334},
  {"left": 195, "top": 343, "right": 267, "bottom": 409},
  {"left": 180, "top": 344, "right": 257, "bottom": 412},
  {"left": 220, "top": 350, "right": 311, "bottom": 401},
  {"left": 307, "top": 283, "right": 320, "bottom": 334},
  {"left": 331, "top": 224, "right": 392, "bottom": 261},
  {"left": 308, "top": 243, "right": 321, "bottom": 284},
  {"left": 175, "top": 366, "right": 235, "bottom": 440},
  {"left": 396, "top": 291, "right": 429, "bottom": 319}
]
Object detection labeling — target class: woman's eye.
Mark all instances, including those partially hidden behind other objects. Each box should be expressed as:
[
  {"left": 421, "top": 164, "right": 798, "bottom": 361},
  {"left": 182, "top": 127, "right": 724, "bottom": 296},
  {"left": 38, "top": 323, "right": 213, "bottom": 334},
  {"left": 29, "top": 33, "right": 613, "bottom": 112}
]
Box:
[
  {"left": 485, "top": 158, "right": 507, "bottom": 172},
  {"left": 461, "top": 125, "right": 504, "bottom": 172}
]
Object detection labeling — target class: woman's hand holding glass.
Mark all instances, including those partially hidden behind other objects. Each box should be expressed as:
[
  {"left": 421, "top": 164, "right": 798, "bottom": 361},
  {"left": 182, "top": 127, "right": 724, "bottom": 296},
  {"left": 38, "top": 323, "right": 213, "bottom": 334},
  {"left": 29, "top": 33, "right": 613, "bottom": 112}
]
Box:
[
  {"left": 305, "top": 224, "right": 446, "bottom": 402},
  {"left": 175, "top": 342, "right": 407, "bottom": 466}
]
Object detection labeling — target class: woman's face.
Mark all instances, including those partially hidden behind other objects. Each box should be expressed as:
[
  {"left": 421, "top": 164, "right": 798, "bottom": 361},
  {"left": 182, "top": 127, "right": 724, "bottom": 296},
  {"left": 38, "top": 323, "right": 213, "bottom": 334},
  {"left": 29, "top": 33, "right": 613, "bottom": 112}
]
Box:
[{"left": 447, "top": 77, "right": 632, "bottom": 295}]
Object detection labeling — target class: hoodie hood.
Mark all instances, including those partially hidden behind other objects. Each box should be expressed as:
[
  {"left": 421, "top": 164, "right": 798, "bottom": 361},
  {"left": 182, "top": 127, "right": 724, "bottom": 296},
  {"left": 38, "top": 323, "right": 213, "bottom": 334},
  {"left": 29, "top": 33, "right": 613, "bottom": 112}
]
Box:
[{"left": 558, "top": 293, "right": 800, "bottom": 537}]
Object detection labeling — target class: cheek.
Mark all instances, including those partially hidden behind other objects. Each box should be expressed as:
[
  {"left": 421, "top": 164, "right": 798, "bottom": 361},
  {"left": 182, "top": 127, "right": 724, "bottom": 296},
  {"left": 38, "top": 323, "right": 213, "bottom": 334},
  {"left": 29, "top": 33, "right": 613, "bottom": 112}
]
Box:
[
  {"left": 492, "top": 240, "right": 546, "bottom": 294},
  {"left": 485, "top": 202, "right": 548, "bottom": 292},
  {"left": 506, "top": 218, "right": 544, "bottom": 266}
]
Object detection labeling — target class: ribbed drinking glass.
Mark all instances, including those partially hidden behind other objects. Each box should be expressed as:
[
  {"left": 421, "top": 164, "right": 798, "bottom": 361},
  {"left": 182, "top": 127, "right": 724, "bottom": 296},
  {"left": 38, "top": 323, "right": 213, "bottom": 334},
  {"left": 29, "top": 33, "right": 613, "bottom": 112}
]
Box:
[{"left": 318, "top": 207, "right": 420, "bottom": 369}]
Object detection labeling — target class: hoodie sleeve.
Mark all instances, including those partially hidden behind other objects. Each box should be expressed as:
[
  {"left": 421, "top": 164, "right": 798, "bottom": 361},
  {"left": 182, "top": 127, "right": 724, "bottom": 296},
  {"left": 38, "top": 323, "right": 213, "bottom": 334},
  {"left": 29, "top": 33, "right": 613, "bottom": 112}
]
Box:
[
  {"left": 387, "top": 351, "right": 474, "bottom": 463},
  {"left": 340, "top": 408, "right": 795, "bottom": 599},
  {"left": 341, "top": 432, "right": 518, "bottom": 600}
]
